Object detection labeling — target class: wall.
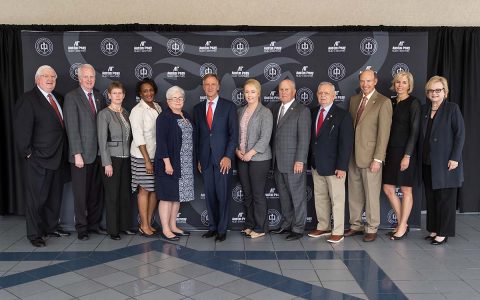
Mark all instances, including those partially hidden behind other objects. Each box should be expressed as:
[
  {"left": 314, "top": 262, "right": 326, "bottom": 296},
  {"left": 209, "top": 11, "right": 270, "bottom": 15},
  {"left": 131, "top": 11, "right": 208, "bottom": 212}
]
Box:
[{"left": 2, "top": 0, "right": 480, "bottom": 26}]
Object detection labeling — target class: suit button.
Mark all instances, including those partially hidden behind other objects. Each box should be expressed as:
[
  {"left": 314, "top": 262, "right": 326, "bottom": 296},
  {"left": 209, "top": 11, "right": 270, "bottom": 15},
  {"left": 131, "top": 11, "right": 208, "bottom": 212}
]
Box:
[
  {"left": 210, "top": 134, "right": 213, "bottom": 136},
  {"left": 314, "top": 142, "right": 317, "bottom": 145},
  {"left": 433, "top": 138, "right": 438, "bottom": 142}
]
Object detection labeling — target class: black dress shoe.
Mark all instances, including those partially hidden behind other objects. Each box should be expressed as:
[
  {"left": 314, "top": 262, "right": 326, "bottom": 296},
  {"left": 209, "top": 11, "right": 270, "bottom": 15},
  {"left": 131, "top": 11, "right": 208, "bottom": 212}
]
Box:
[
  {"left": 160, "top": 232, "right": 180, "bottom": 241},
  {"left": 424, "top": 234, "right": 436, "bottom": 240},
  {"left": 110, "top": 234, "right": 121, "bottom": 240},
  {"left": 78, "top": 232, "right": 89, "bottom": 241},
  {"left": 138, "top": 228, "right": 156, "bottom": 238},
  {"left": 202, "top": 230, "right": 217, "bottom": 238},
  {"left": 122, "top": 230, "right": 137, "bottom": 235},
  {"left": 47, "top": 229, "right": 71, "bottom": 237},
  {"left": 270, "top": 228, "right": 290, "bottom": 234},
  {"left": 173, "top": 230, "right": 191, "bottom": 237},
  {"left": 88, "top": 228, "right": 107, "bottom": 235},
  {"left": 30, "top": 238, "right": 46, "bottom": 247},
  {"left": 286, "top": 232, "right": 303, "bottom": 241},
  {"left": 431, "top": 236, "right": 448, "bottom": 245},
  {"left": 215, "top": 233, "right": 227, "bottom": 242}
]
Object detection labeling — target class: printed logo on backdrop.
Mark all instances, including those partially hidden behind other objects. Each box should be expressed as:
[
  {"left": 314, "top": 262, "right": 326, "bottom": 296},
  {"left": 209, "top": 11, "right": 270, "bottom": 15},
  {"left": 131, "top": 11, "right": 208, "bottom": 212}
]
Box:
[
  {"left": 392, "top": 41, "right": 411, "bottom": 53},
  {"left": 361, "top": 211, "right": 367, "bottom": 223},
  {"left": 232, "top": 88, "right": 246, "bottom": 106},
  {"left": 264, "top": 63, "right": 281, "bottom": 81},
  {"left": 200, "top": 63, "right": 218, "bottom": 77},
  {"left": 102, "top": 89, "right": 111, "bottom": 105},
  {"left": 231, "top": 66, "right": 250, "bottom": 78},
  {"left": 296, "top": 88, "right": 313, "bottom": 105},
  {"left": 67, "top": 41, "right": 86, "bottom": 53},
  {"left": 263, "top": 90, "right": 280, "bottom": 103},
  {"left": 296, "top": 37, "right": 314, "bottom": 56},
  {"left": 102, "top": 66, "right": 121, "bottom": 78},
  {"left": 360, "top": 37, "right": 378, "bottom": 56},
  {"left": 296, "top": 66, "right": 315, "bottom": 78},
  {"left": 265, "top": 187, "right": 279, "bottom": 201},
  {"left": 231, "top": 38, "right": 249, "bottom": 56},
  {"left": 267, "top": 209, "right": 282, "bottom": 228},
  {"left": 201, "top": 210, "right": 209, "bottom": 226},
  {"left": 69, "top": 63, "right": 82, "bottom": 81},
  {"left": 334, "top": 90, "right": 346, "bottom": 103},
  {"left": 232, "top": 183, "right": 244, "bottom": 203},
  {"left": 264, "top": 41, "right": 282, "bottom": 53},
  {"left": 391, "top": 63, "right": 410, "bottom": 77},
  {"left": 167, "top": 38, "right": 185, "bottom": 56},
  {"left": 232, "top": 212, "right": 246, "bottom": 224},
  {"left": 328, "top": 40, "right": 346, "bottom": 53},
  {"left": 35, "top": 37, "right": 53, "bottom": 56},
  {"left": 135, "top": 63, "right": 153, "bottom": 80},
  {"left": 176, "top": 213, "right": 187, "bottom": 224},
  {"left": 134, "top": 41, "right": 153, "bottom": 53},
  {"left": 305, "top": 185, "right": 313, "bottom": 202},
  {"left": 100, "top": 38, "right": 119, "bottom": 56},
  {"left": 167, "top": 66, "right": 186, "bottom": 78},
  {"left": 199, "top": 41, "right": 218, "bottom": 53},
  {"left": 328, "top": 63, "right": 346, "bottom": 81},
  {"left": 387, "top": 209, "right": 398, "bottom": 225}
]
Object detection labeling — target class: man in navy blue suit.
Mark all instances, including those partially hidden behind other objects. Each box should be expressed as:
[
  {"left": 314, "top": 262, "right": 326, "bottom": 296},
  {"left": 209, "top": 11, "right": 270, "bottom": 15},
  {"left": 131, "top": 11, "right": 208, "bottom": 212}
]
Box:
[
  {"left": 308, "top": 82, "right": 353, "bottom": 243},
  {"left": 194, "top": 74, "right": 239, "bottom": 242}
]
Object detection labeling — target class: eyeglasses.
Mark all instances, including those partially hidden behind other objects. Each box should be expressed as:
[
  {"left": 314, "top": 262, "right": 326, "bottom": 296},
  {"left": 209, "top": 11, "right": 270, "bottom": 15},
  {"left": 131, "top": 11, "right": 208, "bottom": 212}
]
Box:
[
  {"left": 41, "top": 74, "right": 57, "bottom": 80},
  {"left": 168, "top": 97, "right": 184, "bottom": 102},
  {"left": 426, "top": 88, "right": 444, "bottom": 94},
  {"left": 317, "top": 92, "right": 331, "bottom": 96}
]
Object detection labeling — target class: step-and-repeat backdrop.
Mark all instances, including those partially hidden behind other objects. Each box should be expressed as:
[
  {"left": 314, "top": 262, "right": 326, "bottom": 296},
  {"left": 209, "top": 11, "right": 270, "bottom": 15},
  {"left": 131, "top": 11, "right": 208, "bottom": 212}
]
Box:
[{"left": 21, "top": 30, "right": 428, "bottom": 231}]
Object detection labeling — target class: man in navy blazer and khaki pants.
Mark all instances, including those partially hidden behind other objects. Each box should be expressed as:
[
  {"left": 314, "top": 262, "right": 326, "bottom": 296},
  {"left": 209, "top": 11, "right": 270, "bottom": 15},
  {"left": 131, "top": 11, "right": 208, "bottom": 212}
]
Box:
[
  {"left": 194, "top": 74, "right": 239, "bottom": 242},
  {"left": 308, "top": 82, "right": 353, "bottom": 243}
]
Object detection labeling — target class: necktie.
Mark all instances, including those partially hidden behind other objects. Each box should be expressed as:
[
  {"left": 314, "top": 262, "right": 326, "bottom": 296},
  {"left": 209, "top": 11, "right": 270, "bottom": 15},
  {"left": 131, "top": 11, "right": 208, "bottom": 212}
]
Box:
[
  {"left": 355, "top": 96, "right": 368, "bottom": 127},
  {"left": 47, "top": 94, "right": 64, "bottom": 127},
  {"left": 316, "top": 108, "right": 325, "bottom": 136},
  {"left": 206, "top": 101, "right": 213, "bottom": 130},
  {"left": 277, "top": 105, "right": 285, "bottom": 125},
  {"left": 87, "top": 92, "right": 96, "bottom": 116}
]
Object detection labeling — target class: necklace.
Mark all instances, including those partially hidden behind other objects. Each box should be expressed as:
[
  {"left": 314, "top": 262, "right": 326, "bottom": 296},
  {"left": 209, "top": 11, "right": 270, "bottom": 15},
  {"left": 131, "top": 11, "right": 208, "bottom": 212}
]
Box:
[{"left": 109, "top": 105, "right": 122, "bottom": 113}]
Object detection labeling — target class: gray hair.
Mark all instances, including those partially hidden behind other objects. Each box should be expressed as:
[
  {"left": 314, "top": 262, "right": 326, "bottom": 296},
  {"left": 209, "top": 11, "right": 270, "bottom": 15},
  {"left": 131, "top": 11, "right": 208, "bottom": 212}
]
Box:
[
  {"left": 317, "top": 81, "right": 335, "bottom": 93},
  {"left": 77, "top": 63, "right": 95, "bottom": 77},
  {"left": 166, "top": 85, "right": 185, "bottom": 100},
  {"left": 35, "top": 65, "right": 56, "bottom": 78}
]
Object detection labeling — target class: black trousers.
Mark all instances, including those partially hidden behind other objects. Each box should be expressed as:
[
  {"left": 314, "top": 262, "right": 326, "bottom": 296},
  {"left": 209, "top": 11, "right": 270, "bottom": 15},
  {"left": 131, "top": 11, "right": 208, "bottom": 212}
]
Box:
[
  {"left": 102, "top": 157, "right": 132, "bottom": 235},
  {"left": 71, "top": 157, "right": 104, "bottom": 234},
  {"left": 25, "top": 159, "right": 64, "bottom": 240},
  {"left": 423, "top": 164, "right": 457, "bottom": 236},
  {"left": 237, "top": 159, "right": 271, "bottom": 233}
]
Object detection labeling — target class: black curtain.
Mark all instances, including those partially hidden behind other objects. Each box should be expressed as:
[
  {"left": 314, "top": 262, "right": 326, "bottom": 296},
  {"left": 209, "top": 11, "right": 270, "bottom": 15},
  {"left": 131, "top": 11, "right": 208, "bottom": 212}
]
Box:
[{"left": 0, "top": 25, "right": 479, "bottom": 214}]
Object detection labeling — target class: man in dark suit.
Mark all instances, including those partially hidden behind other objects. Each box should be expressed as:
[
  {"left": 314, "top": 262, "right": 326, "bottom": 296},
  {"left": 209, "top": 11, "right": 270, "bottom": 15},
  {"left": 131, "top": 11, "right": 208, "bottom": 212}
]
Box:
[
  {"left": 15, "top": 65, "right": 70, "bottom": 247},
  {"left": 64, "top": 64, "right": 106, "bottom": 241},
  {"left": 271, "top": 79, "right": 311, "bottom": 241},
  {"left": 307, "top": 82, "right": 353, "bottom": 243},
  {"left": 346, "top": 69, "right": 392, "bottom": 242},
  {"left": 194, "top": 74, "right": 239, "bottom": 242}
]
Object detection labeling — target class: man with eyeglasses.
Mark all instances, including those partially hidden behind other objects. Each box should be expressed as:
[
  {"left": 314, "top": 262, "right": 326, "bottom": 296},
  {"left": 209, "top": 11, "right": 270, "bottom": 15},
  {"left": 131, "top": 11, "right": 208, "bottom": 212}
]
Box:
[
  {"left": 64, "top": 64, "right": 106, "bottom": 241},
  {"left": 308, "top": 82, "right": 353, "bottom": 243},
  {"left": 345, "top": 69, "right": 392, "bottom": 242},
  {"left": 193, "top": 74, "right": 239, "bottom": 242},
  {"left": 15, "top": 65, "right": 70, "bottom": 247}
]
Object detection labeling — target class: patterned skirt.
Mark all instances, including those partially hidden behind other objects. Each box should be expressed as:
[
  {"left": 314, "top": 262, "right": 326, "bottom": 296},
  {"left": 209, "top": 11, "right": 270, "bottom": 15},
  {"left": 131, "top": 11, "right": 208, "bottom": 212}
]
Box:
[{"left": 131, "top": 156, "right": 155, "bottom": 192}]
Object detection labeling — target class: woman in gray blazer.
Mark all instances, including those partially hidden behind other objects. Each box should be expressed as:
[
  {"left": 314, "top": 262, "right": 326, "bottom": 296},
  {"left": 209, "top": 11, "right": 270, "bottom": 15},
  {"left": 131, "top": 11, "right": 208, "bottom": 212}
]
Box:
[
  {"left": 97, "top": 81, "right": 134, "bottom": 240},
  {"left": 236, "top": 79, "right": 273, "bottom": 238}
]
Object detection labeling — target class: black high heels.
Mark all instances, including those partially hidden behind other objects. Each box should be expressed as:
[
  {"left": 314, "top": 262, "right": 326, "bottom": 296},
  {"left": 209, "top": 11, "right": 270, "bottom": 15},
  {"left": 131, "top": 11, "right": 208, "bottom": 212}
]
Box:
[
  {"left": 431, "top": 236, "right": 448, "bottom": 245},
  {"left": 139, "top": 228, "right": 156, "bottom": 238}
]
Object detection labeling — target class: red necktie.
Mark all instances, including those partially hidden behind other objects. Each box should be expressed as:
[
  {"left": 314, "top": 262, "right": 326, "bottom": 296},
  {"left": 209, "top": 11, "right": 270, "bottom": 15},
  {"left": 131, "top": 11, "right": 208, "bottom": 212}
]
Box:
[
  {"left": 355, "top": 96, "right": 368, "bottom": 127},
  {"left": 87, "top": 92, "right": 96, "bottom": 116},
  {"left": 206, "top": 101, "right": 213, "bottom": 130},
  {"left": 316, "top": 108, "right": 324, "bottom": 136},
  {"left": 47, "top": 94, "right": 64, "bottom": 127}
]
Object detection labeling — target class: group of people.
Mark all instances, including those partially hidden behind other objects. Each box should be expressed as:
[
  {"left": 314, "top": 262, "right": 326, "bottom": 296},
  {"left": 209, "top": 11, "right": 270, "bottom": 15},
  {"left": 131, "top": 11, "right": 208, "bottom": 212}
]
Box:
[{"left": 16, "top": 63, "right": 464, "bottom": 248}]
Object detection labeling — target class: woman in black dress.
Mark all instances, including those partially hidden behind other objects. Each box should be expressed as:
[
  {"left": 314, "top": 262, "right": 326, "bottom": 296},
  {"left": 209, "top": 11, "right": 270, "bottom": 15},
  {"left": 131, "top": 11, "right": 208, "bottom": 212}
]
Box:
[
  {"left": 382, "top": 71, "right": 420, "bottom": 240},
  {"left": 155, "top": 86, "right": 194, "bottom": 241}
]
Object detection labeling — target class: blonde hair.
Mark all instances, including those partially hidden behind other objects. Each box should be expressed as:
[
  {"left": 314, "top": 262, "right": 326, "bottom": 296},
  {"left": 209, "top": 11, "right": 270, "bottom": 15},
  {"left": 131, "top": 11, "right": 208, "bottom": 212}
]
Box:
[
  {"left": 243, "top": 78, "right": 261, "bottom": 95},
  {"left": 425, "top": 75, "right": 449, "bottom": 98},
  {"left": 390, "top": 71, "right": 414, "bottom": 94}
]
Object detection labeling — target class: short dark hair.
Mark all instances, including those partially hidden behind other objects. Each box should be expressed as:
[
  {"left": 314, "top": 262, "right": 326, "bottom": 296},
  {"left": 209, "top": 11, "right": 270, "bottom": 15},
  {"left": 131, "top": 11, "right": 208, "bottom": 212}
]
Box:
[
  {"left": 135, "top": 78, "right": 158, "bottom": 97},
  {"left": 108, "top": 81, "right": 125, "bottom": 93}
]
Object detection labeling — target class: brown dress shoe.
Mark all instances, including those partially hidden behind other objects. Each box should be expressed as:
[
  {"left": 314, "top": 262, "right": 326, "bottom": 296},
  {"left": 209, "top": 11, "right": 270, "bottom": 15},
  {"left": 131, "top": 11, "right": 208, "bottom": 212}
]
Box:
[
  {"left": 327, "top": 235, "right": 344, "bottom": 243},
  {"left": 363, "top": 232, "right": 377, "bottom": 242},
  {"left": 307, "top": 229, "right": 331, "bottom": 238},
  {"left": 344, "top": 229, "right": 363, "bottom": 237}
]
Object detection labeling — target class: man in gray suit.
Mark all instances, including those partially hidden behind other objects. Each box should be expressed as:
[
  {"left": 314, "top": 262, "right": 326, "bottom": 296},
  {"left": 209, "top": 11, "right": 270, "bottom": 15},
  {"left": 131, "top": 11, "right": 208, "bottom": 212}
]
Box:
[
  {"left": 271, "top": 79, "right": 311, "bottom": 241},
  {"left": 64, "top": 64, "right": 105, "bottom": 241}
]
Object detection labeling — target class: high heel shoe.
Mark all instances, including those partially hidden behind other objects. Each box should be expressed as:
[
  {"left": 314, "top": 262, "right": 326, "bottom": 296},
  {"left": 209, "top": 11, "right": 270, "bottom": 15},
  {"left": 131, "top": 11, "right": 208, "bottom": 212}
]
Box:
[
  {"left": 431, "top": 236, "right": 448, "bottom": 245},
  {"left": 160, "top": 232, "right": 180, "bottom": 242},
  {"left": 139, "top": 228, "right": 156, "bottom": 238},
  {"left": 424, "top": 234, "right": 436, "bottom": 240},
  {"left": 390, "top": 229, "right": 408, "bottom": 240}
]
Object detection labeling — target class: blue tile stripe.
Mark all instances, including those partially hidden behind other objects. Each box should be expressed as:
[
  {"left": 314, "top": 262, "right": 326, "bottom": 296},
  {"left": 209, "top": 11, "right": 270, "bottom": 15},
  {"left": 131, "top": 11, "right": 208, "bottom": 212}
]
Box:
[{"left": 0, "top": 240, "right": 407, "bottom": 299}]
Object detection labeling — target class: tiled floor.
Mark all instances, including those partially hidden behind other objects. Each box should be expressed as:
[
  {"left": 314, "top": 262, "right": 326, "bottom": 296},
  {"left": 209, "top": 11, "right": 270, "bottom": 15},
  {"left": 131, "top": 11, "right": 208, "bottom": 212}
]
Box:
[{"left": 1, "top": 214, "right": 480, "bottom": 299}]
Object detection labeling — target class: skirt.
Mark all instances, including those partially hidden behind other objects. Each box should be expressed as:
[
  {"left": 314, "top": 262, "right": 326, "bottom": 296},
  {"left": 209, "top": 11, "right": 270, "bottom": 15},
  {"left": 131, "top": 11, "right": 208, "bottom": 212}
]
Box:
[
  {"left": 382, "top": 147, "right": 416, "bottom": 187},
  {"left": 131, "top": 156, "right": 155, "bottom": 192}
]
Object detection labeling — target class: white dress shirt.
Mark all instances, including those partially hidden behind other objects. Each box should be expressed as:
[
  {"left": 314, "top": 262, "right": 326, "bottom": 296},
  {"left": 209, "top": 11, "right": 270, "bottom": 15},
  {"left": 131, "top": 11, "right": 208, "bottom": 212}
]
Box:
[{"left": 129, "top": 99, "right": 162, "bottom": 159}]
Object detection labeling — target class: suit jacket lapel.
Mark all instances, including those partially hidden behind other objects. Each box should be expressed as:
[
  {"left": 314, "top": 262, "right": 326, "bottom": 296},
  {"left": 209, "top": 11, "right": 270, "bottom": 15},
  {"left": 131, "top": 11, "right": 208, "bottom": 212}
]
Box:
[
  {"left": 211, "top": 98, "right": 223, "bottom": 130},
  {"left": 318, "top": 105, "right": 336, "bottom": 137},
  {"left": 35, "top": 87, "right": 63, "bottom": 127},
  {"left": 358, "top": 91, "right": 377, "bottom": 125},
  {"left": 277, "top": 100, "right": 297, "bottom": 128},
  {"left": 77, "top": 87, "right": 96, "bottom": 120}
]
